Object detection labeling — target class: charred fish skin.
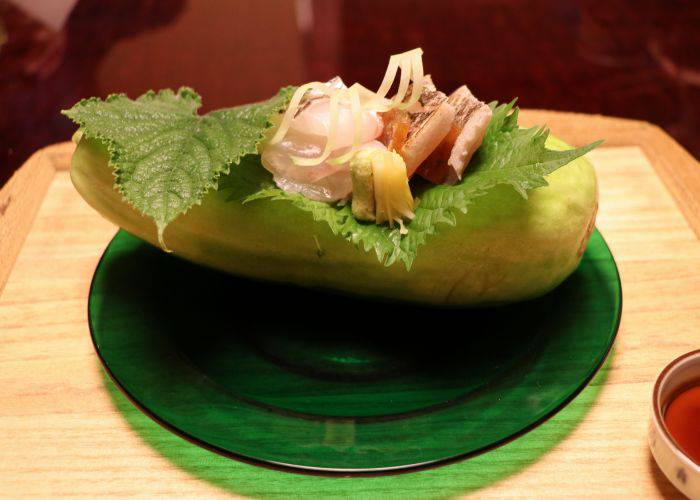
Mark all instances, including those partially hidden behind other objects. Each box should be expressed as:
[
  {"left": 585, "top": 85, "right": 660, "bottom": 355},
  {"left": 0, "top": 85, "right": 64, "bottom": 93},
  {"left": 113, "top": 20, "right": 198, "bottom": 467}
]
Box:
[
  {"left": 445, "top": 85, "right": 492, "bottom": 183},
  {"left": 449, "top": 85, "right": 483, "bottom": 128},
  {"left": 400, "top": 75, "right": 455, "bottom": 175}
]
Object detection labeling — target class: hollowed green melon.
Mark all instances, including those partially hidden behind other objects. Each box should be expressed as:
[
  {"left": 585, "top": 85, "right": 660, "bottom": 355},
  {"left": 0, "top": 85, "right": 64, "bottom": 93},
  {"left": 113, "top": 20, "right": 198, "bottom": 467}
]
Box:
[{"left": 71, "top": 135, "right": 597, "bottom": 305}]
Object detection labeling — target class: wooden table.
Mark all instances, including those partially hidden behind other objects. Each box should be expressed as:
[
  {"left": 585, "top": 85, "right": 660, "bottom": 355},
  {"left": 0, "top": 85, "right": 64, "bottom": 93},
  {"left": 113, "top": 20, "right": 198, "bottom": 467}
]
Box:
[{"left": 1, "top": 110, "right": 698, "bottom": 498}]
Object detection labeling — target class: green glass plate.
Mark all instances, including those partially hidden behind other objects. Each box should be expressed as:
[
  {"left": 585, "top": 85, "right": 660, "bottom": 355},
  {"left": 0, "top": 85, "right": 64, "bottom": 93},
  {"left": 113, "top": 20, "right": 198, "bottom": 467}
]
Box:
[{"left": 89, "top": 228, "right": 621, "bottom": 473}]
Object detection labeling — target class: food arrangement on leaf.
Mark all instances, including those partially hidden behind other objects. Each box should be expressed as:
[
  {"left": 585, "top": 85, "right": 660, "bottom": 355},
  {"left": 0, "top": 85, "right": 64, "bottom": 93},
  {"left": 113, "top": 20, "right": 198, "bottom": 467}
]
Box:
[{"left": 64, "top": 48, "right": 600, "bottom": 305}]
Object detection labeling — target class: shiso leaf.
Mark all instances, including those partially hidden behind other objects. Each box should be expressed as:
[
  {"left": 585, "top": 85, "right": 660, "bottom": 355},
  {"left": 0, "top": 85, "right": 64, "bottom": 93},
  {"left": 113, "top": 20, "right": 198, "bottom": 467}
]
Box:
[
  {"left": 62, "top": 86, "right": 294, "bottom": 245},
  {"left": 246, "top": 99, "right": 601, "bottom": 269},
  {"left": 64, "top": 88, "right": 600, "bottom": 268}
]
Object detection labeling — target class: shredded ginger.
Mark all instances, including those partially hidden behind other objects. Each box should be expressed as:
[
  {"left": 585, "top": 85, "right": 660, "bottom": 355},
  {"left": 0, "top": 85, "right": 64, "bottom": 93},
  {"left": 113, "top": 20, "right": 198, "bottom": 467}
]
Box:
[{"left": 269, "top": 48, "right": 425, "bottom": 167}]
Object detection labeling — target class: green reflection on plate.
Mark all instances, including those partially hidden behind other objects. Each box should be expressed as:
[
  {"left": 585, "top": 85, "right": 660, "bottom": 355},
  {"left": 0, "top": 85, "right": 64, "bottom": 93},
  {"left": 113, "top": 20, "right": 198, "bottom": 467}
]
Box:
[{"left": 90, "top": 229, "right": 621, "bottom": 472}]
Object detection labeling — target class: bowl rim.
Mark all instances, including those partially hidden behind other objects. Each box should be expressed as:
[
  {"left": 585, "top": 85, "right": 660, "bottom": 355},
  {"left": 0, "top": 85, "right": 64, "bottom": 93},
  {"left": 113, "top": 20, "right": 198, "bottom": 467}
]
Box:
[{"left": 652, "top": 348, "right": 700, "bottom": 473}]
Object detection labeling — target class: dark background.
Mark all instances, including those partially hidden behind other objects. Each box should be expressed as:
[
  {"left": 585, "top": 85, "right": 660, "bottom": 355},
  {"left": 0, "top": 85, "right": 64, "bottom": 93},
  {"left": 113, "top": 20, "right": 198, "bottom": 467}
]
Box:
[{"left": 1, "top": 0, "right": 699, "bottom": 186}]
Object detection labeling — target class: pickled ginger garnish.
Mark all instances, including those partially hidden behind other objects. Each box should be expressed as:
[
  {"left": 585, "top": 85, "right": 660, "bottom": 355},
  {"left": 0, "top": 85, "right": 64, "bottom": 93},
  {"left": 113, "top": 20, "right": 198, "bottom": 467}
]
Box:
[
  {"left": 366, "top": 47, "right": 423, "bottom": 111},
  {"left": 349, "top": 147, "right": 415, "bottom": 231},
  {"left": 373, "top": 150, "right": 415, "bottom": 232},
  {"left": 402, "top": 48, "right": 424, "bottom": 110},
  {"left": 268, "top": 48, "right": 425, "bottom": 167}
]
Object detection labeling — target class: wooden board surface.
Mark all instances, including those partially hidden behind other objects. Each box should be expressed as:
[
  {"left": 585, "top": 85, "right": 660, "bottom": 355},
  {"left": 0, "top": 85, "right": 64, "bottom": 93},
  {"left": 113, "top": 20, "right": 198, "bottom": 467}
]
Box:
[{"left": 1, "top": 111, "right": 699, "bottom": 498}]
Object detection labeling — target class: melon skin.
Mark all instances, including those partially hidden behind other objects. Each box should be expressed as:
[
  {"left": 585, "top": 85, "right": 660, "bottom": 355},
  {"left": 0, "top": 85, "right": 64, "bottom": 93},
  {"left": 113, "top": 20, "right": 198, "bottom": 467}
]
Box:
[{"left": 71, "top": 135, "right": 598, "bottom": 306}]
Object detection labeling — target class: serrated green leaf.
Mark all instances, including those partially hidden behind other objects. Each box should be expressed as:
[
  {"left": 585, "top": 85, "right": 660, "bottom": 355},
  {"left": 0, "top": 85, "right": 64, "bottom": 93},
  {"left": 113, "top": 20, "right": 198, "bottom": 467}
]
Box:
[
  {"left": 219, "top": 154, "right": 276, "bottom": 202},
  {"left": 62, "top": 86, "right": 294, "bottom": 245},
  {"left": 246, "top": 100, "right": 601, "bottom": 269},
  {"left": 64, "top": 86, "right": 599, "bottom": 269}
]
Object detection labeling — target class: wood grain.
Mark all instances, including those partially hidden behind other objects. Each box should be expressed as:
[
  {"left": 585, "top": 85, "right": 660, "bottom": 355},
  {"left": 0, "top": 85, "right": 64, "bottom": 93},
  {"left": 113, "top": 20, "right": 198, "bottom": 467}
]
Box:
[
  {"left": 0, "top": 148, "right": 55, "bottom": 295},
  {"left": 1, "top": 113, "right": 699, "bottom": 498}
]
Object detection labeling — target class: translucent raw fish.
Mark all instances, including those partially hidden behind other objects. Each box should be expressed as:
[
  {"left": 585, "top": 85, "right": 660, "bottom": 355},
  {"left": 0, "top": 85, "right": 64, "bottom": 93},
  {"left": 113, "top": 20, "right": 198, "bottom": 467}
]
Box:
[
  {"left": 261, "top": 96, "right": 384, "bottom": 201},
  {"left": 289, "top": 99, "right": 383, "bottom": 149}
]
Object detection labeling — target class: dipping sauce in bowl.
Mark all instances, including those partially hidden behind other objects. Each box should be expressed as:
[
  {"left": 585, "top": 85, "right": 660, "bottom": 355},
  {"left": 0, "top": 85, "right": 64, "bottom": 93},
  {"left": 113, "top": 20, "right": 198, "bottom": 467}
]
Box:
[
  {"left": 665, "top": 385, "right": 700, "bottom": 465},
  {"left": 649, "top": 350, "right": 700, "bottom": 498}
]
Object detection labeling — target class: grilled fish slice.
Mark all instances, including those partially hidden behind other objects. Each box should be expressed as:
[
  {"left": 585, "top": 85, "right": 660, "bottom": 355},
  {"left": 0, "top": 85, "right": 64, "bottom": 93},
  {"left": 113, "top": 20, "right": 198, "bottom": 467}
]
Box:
[
  {"left": 418, "top": 86, "right": 492, "bottom": 184},
  {"left": 446, "top": 86, "right": 492, "bottom": 182},
  {"left": 399, "top": 76, "right": 455, "bottom": 176}
]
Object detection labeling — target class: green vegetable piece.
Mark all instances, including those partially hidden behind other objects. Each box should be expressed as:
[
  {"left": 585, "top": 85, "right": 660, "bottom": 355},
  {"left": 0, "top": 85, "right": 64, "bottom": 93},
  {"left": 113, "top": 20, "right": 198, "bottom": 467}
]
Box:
[
  {"left": 62, "top": 86, "right": 294, "bottom": 246},
  {"left": 349, "top": 150, "right": 376, "bottom": 221},
  {"left": 64, "top": 88, "right": 600, "bottom": 270},
  {"left": 70, "top": 133, "right": 598, "bottom": 305}
]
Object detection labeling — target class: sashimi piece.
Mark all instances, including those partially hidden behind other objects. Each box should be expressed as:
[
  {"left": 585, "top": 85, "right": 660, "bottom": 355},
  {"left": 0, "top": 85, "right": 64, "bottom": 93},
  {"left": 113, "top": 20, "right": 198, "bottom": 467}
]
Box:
[
  {"left": 417, "top": 85, "right": 492, "bottom": 184},
  {"left": 289, "top": 98, "right": 383, "bottom": 149},
  {"left": 393, "top": 76, "right": 455, "bottom": 177},
  {"left": 261, "top": 132, "right": 385, "bottom": 202},
  {"left": 260, "top": 79, "right": 384, "bottom": 202}
]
